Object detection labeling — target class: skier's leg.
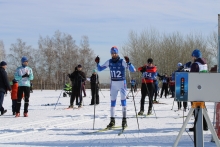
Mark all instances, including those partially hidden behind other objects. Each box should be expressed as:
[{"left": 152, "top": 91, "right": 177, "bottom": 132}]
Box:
[
  {"left": 110, "top": 81, "right": 118, "bottom": 118},
  {"left": 96, "top": 86, "right": 99, "bottom": 104},
  {"left": 140, "top": 83, "right": 147, "bottom": 112},
  {"left": 16, "top": 87, "right": 24, "bottom": 113},
  {"left": 120, "top": 81, "right": 127, "bottom": 118},
  {"left": 24, "top": 86, "right": 30, "bottom": 113}
]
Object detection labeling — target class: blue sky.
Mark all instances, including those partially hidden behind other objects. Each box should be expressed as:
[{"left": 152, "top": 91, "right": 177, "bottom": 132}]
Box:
[{"left": 0, "top": 0, "right": 220, "bottom": 81}]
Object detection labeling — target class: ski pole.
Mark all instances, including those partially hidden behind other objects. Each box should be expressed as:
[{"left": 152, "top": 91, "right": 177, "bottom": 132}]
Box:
[
  {"left": 99, "top": 89, "right": 105, "bottom": 98},
  {"left": 127, "top": 66, "right": 140, "bottom": 131},
  {"left": 54, "top": 90, "right": 63, "bottom": 110}
]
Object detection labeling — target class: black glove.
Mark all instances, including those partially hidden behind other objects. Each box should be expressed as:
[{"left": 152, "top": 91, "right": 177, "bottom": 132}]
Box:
[
  {"left": 95, "top": 56, "right": 100, "bottom": 63},
  {"left": 68, "top": 74, "right": 71, "bottom": 78},
  {"left": 22, "top": 73, "right": 29, "bottom": 78},
  {"left": 185, "top": 61, "right": 192, "bottom": 68},
  {"left": 140, "top": 66, "right": 146, "bottom": 73},
  {"left": 124, "top": 56, "right": 129, "bottom": 63}
]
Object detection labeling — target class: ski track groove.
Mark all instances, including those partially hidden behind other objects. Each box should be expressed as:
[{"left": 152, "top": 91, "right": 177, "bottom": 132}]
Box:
[{"left": 0, "top": 119, "right": 94, "bottom": 140}]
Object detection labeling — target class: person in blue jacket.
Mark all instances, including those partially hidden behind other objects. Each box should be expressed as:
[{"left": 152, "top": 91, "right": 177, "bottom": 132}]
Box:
[
  {"left": 14, "top": 57, "right": 34, "bottom": 117},
  {"left": 95, "top": 46, "right": 136, "bottom": 129}
]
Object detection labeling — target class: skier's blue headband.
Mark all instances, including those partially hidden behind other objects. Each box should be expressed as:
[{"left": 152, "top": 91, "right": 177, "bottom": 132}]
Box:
[{"left": 110, "top": 46, "right": 118, "bottom": 54}]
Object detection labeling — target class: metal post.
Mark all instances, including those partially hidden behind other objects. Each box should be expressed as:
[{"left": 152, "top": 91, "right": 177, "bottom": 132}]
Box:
[
  {"left": 204, "top": 109, "right": 220, "bottom": 146},
  {"left": 173, "top": 108, "right": 194, "bottom": 147},
  {"left": 195, "top": 108, "right": 204, "bottom": 147},
  {"left": 212, "top": 14, "right": 220, "bottom": 142}
]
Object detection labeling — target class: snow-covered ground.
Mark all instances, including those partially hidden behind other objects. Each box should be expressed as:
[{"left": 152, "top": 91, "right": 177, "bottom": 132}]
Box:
[{"left": 0, "top": 89, "right": 217, "bottom": 147}]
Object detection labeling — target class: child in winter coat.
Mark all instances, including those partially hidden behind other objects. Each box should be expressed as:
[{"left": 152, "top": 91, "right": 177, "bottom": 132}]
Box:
[{"left": 11, "top": 79, "right": 24, "bottom": 115}]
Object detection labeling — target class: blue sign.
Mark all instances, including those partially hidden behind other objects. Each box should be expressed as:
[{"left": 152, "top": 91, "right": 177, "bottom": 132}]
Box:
[{"left": 175, "top": 72, "right": 189, "bottom": 101}]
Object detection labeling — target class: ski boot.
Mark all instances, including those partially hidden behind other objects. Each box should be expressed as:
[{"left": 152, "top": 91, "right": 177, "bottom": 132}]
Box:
[
  {"left": 122, "top": 117, "right": 127, "bottom": 129},
  {"left": 1, "top": 109, "right": 7, "bottom": 116},
  {"left": 15, "top": 113, "right": 20, "bottom": 117},
  {"left": 78, "top": 103, "right": 82, "bottom": 108},
  {"left": 147, "top": 108, "right": 152, "bottom": 115},
  {"left": 68, "top": 105, "right": 73, "bottom": 108},
  {"left": 24, "top": 112, "right": 28, "bottom": 117},
  {"left": 138, "top": 110, "right": 144, "bottom": 115},
  {"left": 107, "top": 117, "right": 115, "bottom": 129}
]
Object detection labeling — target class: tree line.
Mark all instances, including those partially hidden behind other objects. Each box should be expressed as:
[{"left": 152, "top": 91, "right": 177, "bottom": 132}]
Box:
[
  {"left": 0, "top": 29, "right": 218, "bottom": 89},
  {"left": 0, "top": 31, "right": 96, "bottom": 89},
  {"left": 122, "top": 29, "right": 218, "bottom": 83}
]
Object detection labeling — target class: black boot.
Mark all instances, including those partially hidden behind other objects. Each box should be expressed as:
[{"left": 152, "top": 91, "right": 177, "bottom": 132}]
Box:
[
  {"left": 107, "top": 117, "right": 115, "bottom": 128},
  {"left": 138, "top": 110, "right": 144, "bottom": 115},
  {"left": 147, "top": 108, "right": 152, "bottom": 115},
  {"left": 122, "top": 117, "right": 127, "bottom": 129}
]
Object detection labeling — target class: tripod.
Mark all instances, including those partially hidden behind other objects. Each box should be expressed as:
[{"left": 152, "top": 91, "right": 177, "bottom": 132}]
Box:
[{"left": 173, "top": 102, "right": 220, "bottom": 147}]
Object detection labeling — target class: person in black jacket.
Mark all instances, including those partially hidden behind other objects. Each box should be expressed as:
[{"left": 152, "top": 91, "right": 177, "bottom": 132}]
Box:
[
  {"left": 68, "top": 64, "right": 86, "bottom": 108},
  {"left": 0, "top": 61, "right": 11, "bottom": 115},
  {"left": 90, "top": 69, "right": 99, "bottom": 105}
]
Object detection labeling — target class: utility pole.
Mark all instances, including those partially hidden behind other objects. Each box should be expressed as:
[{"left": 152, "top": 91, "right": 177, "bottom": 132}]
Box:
[{"left": 212, "top": 14, "right": 220, "bottom": 143}]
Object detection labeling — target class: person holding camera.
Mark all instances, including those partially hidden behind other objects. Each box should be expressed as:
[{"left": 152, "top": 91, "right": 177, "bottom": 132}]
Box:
[{"left": 68, "top": 65, "right": 86, "bottom": 108}]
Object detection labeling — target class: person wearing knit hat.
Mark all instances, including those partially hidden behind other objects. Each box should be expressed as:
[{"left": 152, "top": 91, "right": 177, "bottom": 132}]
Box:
[
  {"left": 0, "top": 61, "right": 7, "bottom": 67},
  {"left": 0, "top": 61, "right": 11, "bottom": 116},
  {"left": 189, "top": 49, "right": 208, "bottom": 133},
  {"left": 95, "top": 46, "right": 136, "bottom": 130},
  {"left": 138, "top": 58, "right": 157, "bottom": 115},
  {"left": 89, "top": 69, "right": 99, "bottom": 105},
  {"left": 14, "top": 56, "right": 34, "bottom": 117},
  {"left": 68, "top": 64, "right": 86, "bottom": 108}
]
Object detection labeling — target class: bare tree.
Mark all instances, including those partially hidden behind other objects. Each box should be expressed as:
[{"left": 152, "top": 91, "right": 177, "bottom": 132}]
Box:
[{"left": 0, "top": 40, "right": 6, "bottom": 61}]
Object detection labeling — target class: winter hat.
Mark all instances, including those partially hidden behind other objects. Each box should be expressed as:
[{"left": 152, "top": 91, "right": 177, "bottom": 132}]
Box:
[
  {"left": 191, "top": 49, "right": 202, "bottom": 58},
  {"left": 177, "top": 62, "right": 182, "bottom": 67},
  {"left": 77, "top": 64, "right": 82, "bottom": 68},
  {"left": 147, "top": 58, "right": 153, "bottom": 64},
  {"left": 0, "top": 61, "right": 7, "bottom": 66},
  {"left": 110, "top": 46, "right": 118, "bottom": 54},
  {"left": 12, "top": 79, "right": 17, "bottom": 83},
  {"left": 93, "top": 69, "right": 97, "bottom": 73},
  {"left": 21, "top": 56, "right": 28, "bottom": 63}
]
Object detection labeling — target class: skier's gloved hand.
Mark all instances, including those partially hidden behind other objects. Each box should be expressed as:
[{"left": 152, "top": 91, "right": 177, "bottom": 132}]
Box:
[
  {"left": 140, "top": 66, "right": 146, "bottom": 73},
  {"left": 22, "top": 73, "right": 29, "bottom": 78},
  {"left": 95, "top": 56, "right": 100, "bottom": 63},
  {"left": 124, "top": 56, "right": 129, "bottom": 63},
  {"left": 67, "top": 74, "right": 70, "bottom": 78}
]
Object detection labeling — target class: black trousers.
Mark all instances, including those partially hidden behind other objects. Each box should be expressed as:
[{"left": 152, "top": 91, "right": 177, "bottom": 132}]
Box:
[
  {"left": 140, "top": 83, "right": 155, "bottom": 111},
  {"left": 91, "top": 84, "right": 99, "bottom": 104},
  {"left": 16, "top": 86, "right": 30, "bottom": 113},
  {"left": 160, "top": 83, "right": 168, "bottom": 98},
  {"left": 170, "top": 85, "right": 175, "bottom": 97},
  {"left": 177, "top": 102, "right": 188, "bottom": 109},
  {"left": 70, "top": 86, "right": 82, "bottom": 105},
  {"left": 12, "top": 100, "right": 17, "bottom": 113}
]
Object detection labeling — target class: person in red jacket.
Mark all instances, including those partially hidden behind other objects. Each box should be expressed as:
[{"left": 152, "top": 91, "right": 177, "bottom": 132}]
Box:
[
  {"left": 11, "top": 79, "right": 24, "bottom": 115},
  {"left": 11, "top": 79, "right": 18, "bottom": 115},
  {"left": 138, "top": 58, "right": 157, "bottom": 115}
]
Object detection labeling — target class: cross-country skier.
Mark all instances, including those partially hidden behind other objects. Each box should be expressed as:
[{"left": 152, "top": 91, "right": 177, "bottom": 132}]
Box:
[
  {"left": 95, "top": 46, "right": 136, "bottom": 129},
  {"left": 14, "top": 57, "right": 34, "bottom": 117},
  {"left": 138, "top": 58, "right": 157, "bottom": 115},
  {"left": 158, "top": 73, "right": 169, "bottom": 98}
]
